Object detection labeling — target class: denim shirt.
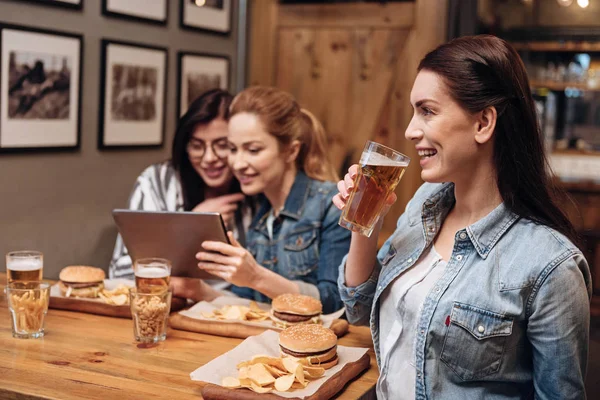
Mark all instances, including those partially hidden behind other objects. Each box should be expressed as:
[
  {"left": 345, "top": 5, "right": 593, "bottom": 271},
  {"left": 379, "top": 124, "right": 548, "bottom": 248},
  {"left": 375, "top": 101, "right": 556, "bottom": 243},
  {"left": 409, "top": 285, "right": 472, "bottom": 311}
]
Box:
[
  {"left": 231, "top": 171, "right": 350, "bottom": 314},
  {"left": 338, "top": 182, "right": 592, "bottom": 400}
]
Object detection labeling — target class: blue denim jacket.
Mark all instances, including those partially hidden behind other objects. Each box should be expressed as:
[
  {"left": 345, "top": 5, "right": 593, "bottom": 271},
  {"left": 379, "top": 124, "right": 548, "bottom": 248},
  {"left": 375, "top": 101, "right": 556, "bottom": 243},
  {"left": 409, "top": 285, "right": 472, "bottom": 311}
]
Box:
[
  {"left": 338, "top": 182, "right": 591, "bottom": 399},
  {"left": 231, "top": 171, "right": 350, "bottom": 313}
]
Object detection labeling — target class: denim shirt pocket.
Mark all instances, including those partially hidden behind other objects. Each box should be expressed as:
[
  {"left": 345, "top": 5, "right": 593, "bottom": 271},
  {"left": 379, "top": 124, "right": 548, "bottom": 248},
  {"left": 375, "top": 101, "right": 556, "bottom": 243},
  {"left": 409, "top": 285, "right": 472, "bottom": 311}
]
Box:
[
  {"left": 283, "top": 229, "right": 320, "bottom": 278},
  {"left": 440, "top": 302, "right": 513, "bottom": 381}
]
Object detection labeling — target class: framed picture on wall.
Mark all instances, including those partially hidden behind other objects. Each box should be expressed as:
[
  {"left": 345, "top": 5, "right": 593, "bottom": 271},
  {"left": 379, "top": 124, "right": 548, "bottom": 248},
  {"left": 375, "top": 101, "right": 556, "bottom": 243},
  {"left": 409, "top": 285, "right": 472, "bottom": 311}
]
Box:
[
  {"left": 0, "top": 24, "right": 83, "bottom": 152},
  {"left": 23, "top": 0, "right": 83, "bottom": 10},
  {"left": 98, "top": 39, "right": 167, "bottom": 149},
  {"left": 177, "top": 52, "right": 230, "bottom": 117},
  {"left": 102, "top": 0, "right": 168, "bottom": 25},
  {"left": 180, "top": 0, "right": 232, "bottom": 34}
]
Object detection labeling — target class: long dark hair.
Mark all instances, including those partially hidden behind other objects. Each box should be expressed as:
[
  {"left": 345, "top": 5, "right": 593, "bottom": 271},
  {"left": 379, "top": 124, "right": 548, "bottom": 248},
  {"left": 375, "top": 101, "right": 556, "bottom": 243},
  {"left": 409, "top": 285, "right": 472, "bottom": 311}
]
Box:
[
  {"left": 418, "top": 35, "right": 578, "bottom": 245},
  {"left": 171, "top": 89, "right": 237, "bottom": 211}
]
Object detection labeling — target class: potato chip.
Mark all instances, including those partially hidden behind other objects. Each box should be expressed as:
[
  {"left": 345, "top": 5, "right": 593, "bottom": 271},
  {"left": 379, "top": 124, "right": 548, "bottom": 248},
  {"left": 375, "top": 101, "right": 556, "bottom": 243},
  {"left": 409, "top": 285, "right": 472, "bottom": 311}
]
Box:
[
  {"left": 303, "top": 366, "right": 325, "bottom": 379},
  {"left": 274, "top": 374, "right": 295, "bottom": 391},
  {"left": 238, "top": 366, "right": 249, "bottom": 380},
  {"left": 239, "top": 378, "right": 253, "bottom": 387},
  {"left": 292, "top": 381, "right": 310, "bottom": 389},
  {"left": 237, "top": 360, "right": 250, "bottom": 369},
  {"left": 222, "top": 377, "right": 241, "bottom": 388},
  {"left": 247, "top": 364, "right": 276, "bottom": 386},
  {"left": 249, "top": 301, "right": 262, "bottom": 311},
  {"left": 282, "top": 357, "right": 301, "bottom": 374},
  {"left": 223, "top": 306, "right": 245, "bottom": 320},
  {"left": 264, "top": 364, "right": 288, "bottom": 377},
  {"left": 111, "top": 294, "right": 128, "bottom": 306},
  {"left": 294, "top": 364, "right": 305, "bottom": 385},
  {"left": 250, "top": 355, "right": 286, "bottom": 370},
  {"left": 249, "top": 381, "right": 272, "bottom": 393}
]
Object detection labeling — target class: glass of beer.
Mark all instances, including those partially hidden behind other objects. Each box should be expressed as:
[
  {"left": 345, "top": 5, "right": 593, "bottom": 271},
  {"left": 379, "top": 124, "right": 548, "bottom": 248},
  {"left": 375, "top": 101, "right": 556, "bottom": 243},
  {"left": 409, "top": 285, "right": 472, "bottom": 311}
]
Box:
[
  {"left": 6, "top": 251, "right": 43, "bottom": 285},
  {"left": 339, "top": 141, "right": 410, "bottom": 237},
  {"left": 134, "top": 258, "right": 171, "bottom": 294},
  {"left": 6, "top": 281, "right": 50, "bottom": 339}
]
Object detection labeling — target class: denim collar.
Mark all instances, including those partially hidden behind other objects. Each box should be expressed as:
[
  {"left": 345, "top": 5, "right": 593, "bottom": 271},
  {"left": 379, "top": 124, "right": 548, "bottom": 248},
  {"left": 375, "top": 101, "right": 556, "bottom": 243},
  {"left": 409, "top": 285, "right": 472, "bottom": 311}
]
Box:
[
  {"left": 425, "top": 182, "right": 520, "bottom": 259},
  {"left": 254, "top": 171, "right": 311, "bottom": 229}
]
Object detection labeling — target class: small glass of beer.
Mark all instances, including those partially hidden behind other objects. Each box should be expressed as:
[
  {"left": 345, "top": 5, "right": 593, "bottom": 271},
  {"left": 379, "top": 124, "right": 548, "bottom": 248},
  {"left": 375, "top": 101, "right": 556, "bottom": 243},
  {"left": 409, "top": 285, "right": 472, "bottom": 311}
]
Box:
[
  {"left": 6, "top": 281, "right": 50, "bottom": 339},
  {"left": 6, "top": 251, "right": 43, "bottom": 285},
  {"left": 339, "top": 141, "right": 410, "bottom": 237},
  {"left": 134, "top": 258, "right": 171, "bottom": 294}
]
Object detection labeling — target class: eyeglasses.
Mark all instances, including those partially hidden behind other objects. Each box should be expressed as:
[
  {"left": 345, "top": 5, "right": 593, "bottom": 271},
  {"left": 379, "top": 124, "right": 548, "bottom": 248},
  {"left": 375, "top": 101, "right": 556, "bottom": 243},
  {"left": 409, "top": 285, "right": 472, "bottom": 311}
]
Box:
[{"left": 186, "top": 137, "right": 230, "bottom": 159}]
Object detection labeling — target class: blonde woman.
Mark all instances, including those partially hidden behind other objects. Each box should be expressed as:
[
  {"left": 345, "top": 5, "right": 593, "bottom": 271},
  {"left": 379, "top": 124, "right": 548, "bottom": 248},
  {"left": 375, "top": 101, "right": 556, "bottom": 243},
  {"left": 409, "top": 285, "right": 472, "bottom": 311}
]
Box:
[{"left": 180, "top": 87, "right": 350, "bottom": 313}]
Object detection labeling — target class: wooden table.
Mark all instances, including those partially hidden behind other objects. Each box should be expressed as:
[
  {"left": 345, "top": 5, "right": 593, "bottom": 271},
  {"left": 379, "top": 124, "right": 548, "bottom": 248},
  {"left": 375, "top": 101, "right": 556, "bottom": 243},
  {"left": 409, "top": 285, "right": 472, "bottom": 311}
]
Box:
[{"left": 0, "top": 273, "right": 378, "bottom": 399}]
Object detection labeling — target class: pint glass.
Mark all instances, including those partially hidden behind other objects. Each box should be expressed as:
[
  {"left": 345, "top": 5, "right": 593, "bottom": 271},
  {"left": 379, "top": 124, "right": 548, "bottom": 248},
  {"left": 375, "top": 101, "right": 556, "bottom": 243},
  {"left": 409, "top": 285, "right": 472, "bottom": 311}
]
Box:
[
  {"left": 6, "top": 251, "right": 43, "bottom": 284},
  {"left": 134, "top": 258, "right": 171, "bottom": 294},
  {"left": 339, "top": 141, "right": 410, "bottom": 237}
]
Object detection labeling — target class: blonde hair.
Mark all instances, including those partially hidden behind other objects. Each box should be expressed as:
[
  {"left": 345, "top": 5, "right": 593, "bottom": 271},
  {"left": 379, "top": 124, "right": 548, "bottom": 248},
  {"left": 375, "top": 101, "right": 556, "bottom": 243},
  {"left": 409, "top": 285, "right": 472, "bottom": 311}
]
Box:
[{"left": 229, "top": 86, "right": 338, "bottom": 182}]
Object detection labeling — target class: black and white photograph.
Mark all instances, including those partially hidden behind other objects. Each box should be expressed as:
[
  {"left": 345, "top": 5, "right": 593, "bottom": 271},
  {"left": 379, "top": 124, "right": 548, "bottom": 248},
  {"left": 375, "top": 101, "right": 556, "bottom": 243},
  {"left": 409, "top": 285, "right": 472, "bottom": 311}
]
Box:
[
  {"left": 23, "top": 0, "right": 83, "bottom": 10},
  {"left": 110, "top": 64, "right": 157, "bottom": 121},
  {"left": 8, "top": 51, "right": 72, "bottom": 120},
  {"left": 180, "top": 0, "right": 231, "bottom": 34},
  {"left": 178, "top": 52, "right": 229, "bottom": 116},
  {"left": 0, "top": 25, "right": 82, "bottom": 151},
  {"left": 102, "top": 0, "right": 167, "bottom": 25},
  {"left": 99, "top": 40, "right": 167, "bottom": 148}
]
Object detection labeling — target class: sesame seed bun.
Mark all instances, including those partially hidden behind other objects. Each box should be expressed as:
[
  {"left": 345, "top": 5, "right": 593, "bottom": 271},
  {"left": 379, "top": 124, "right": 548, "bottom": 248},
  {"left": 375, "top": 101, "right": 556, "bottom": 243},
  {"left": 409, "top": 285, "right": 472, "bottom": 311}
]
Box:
[
  {"left": 59, "top": 266, "right": 105, "bottom": 283},
  {"left": 271, "top": 294, "right": 322, "bottom": 316},
  {"left": 279, "top": 324, "right": 338, "bottom": 369},
  {"left": 58, "top": 266, "right": 105, "bottom": 299},
  {"left": 279, "top": 324, "right": 337, "bottom": 353}
]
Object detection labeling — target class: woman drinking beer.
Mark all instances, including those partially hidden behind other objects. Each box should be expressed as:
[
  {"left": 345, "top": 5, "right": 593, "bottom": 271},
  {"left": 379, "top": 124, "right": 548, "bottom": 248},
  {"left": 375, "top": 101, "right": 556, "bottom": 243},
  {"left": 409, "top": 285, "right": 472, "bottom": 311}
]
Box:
[
  {"left": 109, "top": 89, "right": 253, "bottom": 282},
  {"left": 180, "top": 87, "right": 350, "bottom": 314},
  {"left": 333, "top": 35, "right": 591, "bottom": 399}
]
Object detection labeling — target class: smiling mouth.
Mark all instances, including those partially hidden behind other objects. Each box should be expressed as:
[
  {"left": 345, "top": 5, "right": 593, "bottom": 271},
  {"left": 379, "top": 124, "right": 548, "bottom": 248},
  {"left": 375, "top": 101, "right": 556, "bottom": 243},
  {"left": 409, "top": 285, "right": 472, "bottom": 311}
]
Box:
[
  {"left": 237, "top": 174, "right": 257, "bottom": 184},
  {"left": 202, "top": 166, "right": 226, "bottom": 178},
  {"left": 418, "top": 149, "right": 437, "bottom": 158}
]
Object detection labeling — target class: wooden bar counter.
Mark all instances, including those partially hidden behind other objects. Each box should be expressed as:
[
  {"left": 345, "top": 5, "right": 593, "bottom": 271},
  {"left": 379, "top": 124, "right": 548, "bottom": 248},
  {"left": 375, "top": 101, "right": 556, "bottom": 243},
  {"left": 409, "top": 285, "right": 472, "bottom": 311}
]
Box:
[{"left": 0, "top": 273, "right": 378, "bottom": 399}]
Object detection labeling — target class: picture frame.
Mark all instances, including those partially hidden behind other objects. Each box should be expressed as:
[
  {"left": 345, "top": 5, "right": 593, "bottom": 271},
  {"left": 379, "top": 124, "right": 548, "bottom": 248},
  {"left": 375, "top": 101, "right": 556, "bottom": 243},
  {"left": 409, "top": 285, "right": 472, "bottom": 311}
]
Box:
[
  {"left": 98, "top": 39, "right": 167, "bottom": 149},
  {"left": 177, "top": 51, "right": 230, "bottom": 117},
  {"left": 0, "top": 23, "right": 83, "bottom": 152},
  {"left": 22, "top": 0, "right": 83, "bottom": 10},
  {"left": 180, "top": 0, "right": 232, "bottom": 35},
  {"left": 102, "top": 0, "right": 168, "bottom": 26}
]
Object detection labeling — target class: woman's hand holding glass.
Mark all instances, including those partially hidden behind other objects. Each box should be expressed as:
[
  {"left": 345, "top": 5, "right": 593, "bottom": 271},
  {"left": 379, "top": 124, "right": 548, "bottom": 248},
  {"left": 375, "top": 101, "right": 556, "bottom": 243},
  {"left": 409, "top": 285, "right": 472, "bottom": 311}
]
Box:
[
  {"left": 196, "top": 232, "right": 262, "bottom": 288},
  {"left": 332, "top": 164, "right": 397, "bottom": 226}
]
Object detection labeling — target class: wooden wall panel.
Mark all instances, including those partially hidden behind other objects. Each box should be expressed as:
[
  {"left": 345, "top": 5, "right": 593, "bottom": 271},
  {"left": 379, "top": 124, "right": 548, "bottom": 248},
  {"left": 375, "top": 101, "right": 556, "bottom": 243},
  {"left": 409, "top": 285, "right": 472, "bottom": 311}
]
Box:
[{"left": 248, "top": 0, "right": 448, "bottom": 242}]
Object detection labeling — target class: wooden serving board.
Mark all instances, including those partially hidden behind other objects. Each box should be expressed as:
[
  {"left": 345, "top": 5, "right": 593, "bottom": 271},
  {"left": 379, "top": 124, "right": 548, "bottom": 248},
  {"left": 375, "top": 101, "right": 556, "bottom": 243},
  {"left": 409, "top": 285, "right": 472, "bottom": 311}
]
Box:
[
  {"left": 49, "top": 295, "right": 186, "bottom": 319},
  {"left": 201, "top": 352, "right": 371, "bottom": 400},
  {"left": 169, "top": 313, "right": 349, "bottom": 339}
]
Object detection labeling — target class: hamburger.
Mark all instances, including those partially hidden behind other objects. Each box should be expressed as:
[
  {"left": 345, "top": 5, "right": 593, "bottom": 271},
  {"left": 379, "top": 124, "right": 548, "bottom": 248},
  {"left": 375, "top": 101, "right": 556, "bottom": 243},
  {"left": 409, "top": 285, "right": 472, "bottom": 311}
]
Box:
[
  {"left": 270, "top": 293, "right": 322, "bottom": 326},
  {"left": 59, "top": 266, "right": 105, "bottom": 298},
  {"left": 279, "top": 324, "right": 339, "bottom": 369}
]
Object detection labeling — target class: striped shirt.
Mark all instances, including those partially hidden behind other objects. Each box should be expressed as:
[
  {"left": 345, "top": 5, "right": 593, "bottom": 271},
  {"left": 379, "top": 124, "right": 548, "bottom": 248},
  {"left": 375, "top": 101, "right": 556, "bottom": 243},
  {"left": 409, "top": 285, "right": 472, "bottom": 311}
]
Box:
[{"left": 109, "top": 161, "right": 251, "bottom": 281}]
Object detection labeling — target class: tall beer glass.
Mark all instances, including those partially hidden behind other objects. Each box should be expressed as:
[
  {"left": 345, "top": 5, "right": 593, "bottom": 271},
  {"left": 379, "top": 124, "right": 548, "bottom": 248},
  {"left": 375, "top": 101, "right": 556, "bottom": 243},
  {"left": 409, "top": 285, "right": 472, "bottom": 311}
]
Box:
[
  {"left": 6, "top": 251, "right": 43, "bottom": 284},
  {"left": 134, "top": 258, "right": 171, "bottom": 294},
  {"left": 339, "top": 141, "right": 410, "bottom": 237}
]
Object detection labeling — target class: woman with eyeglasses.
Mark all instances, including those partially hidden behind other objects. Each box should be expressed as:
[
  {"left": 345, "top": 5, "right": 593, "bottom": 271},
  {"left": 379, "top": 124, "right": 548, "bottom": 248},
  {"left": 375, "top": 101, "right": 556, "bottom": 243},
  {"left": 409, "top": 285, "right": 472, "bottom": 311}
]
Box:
[{"left": 109, "top": 89, "right": 253, "bottom": 281}]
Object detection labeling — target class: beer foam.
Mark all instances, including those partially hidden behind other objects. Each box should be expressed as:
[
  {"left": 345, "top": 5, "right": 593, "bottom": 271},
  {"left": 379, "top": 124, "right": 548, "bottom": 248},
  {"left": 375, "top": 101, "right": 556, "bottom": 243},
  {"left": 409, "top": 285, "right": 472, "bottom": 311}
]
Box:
[
  {"left": 7, "top": 259, "right": 42, "bottom": 271},
  {"left": 136, "top": 267, "right": 169, "bottom": 278},
  {"left": 361, "top": 152, "right": 409, "bottom": 167}
]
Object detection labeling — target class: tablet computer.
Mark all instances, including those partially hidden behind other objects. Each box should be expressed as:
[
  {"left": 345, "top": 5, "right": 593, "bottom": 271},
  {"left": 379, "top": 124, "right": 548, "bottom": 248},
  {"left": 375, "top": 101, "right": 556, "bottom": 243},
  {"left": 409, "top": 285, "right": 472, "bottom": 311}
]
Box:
[{"left": 112, "top": 209, "right": 230, "bottom": 280}]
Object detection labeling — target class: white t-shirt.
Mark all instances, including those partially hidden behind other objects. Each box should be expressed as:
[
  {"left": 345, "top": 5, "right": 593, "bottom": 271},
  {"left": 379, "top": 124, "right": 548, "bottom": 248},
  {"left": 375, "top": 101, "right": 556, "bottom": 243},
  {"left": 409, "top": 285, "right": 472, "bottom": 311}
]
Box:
[{"left": 377, "top": 245, "right": 447, "bottom": 399}]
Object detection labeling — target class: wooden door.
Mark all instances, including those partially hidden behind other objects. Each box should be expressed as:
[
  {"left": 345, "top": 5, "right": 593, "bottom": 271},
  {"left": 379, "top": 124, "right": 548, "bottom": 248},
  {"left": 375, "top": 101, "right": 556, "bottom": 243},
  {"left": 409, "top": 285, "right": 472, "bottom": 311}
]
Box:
[{"left": 249, "top": 0, "right": 448, "bottom": 241}]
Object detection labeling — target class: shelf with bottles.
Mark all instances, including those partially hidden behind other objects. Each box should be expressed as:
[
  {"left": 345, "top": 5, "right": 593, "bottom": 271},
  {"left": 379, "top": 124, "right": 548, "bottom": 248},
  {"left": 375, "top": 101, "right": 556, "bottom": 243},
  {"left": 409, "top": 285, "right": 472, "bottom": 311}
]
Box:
[
  {"left": 513, "top": 41, "right": 600, "bottom": 52},
  {"left": 530, "top": 80, "right": 598, "bottom": 91}
]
